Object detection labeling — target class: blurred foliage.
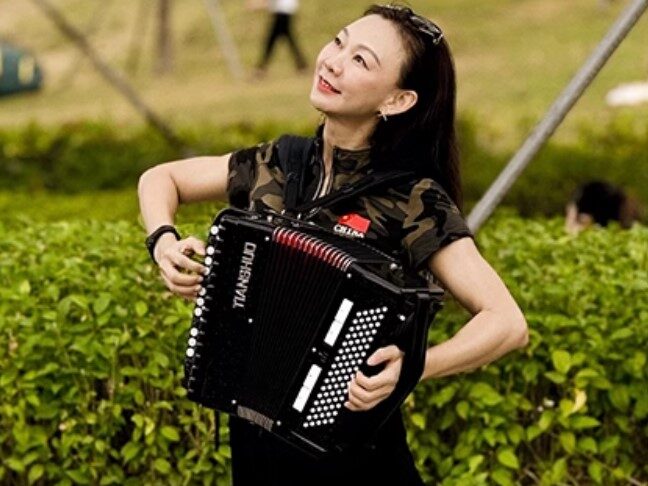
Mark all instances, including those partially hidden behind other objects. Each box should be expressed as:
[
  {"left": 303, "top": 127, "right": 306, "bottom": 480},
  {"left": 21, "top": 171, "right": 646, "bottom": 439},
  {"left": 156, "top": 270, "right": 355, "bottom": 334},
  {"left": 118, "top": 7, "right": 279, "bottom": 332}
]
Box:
[
  {"left": 0, "top": 118, "right": 646, "bottom": 219},
  {"left": 0, "top": 215, "right": 646, "bottom": 484},
  {"left": 409, "top": 216, "right": 648, "bottom": 484}
]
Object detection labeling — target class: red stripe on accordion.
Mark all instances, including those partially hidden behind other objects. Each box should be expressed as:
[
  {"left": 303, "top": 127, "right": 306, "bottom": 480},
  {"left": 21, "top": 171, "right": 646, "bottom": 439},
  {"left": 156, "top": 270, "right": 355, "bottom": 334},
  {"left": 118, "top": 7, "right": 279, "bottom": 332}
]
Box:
[{"left": 272, "top": 228, "right": 352, "bottom": 270}]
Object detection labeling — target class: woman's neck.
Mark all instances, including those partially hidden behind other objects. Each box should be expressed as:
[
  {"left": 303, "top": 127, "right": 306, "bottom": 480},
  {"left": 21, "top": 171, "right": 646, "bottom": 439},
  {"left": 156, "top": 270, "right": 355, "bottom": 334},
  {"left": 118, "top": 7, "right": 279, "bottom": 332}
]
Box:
[{"left": 321, "top": 117, "right": 376, "bottom": 171}]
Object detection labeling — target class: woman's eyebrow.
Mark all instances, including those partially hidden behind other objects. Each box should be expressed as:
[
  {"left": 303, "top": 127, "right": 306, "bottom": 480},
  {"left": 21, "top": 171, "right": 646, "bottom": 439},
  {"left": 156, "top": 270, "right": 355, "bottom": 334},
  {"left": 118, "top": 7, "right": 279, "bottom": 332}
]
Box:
[{"left": 340, "top": 27, "right": 382, "bottom": 66}]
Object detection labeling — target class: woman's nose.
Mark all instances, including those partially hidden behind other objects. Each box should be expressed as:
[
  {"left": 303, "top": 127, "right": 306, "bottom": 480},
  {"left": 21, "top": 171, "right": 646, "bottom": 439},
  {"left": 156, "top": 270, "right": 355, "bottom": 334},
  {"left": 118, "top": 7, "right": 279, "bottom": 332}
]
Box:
[{"left": 323, "top": 55, "right": 343, "bottom": 76}]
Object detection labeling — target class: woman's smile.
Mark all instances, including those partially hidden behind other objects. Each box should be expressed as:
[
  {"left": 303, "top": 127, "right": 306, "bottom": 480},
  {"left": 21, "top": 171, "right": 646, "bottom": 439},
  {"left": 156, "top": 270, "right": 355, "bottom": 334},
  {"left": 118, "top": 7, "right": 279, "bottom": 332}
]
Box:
[{"left": 317, "top": 76, "right": 342, "bottom": 94}]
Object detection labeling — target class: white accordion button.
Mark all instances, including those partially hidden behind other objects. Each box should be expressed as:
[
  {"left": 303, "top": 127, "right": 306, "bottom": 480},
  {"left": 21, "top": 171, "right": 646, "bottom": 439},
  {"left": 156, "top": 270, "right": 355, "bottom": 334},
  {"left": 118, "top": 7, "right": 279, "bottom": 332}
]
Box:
[
  {"left": 206, "top": 246, "right": 215, "bottom": 255},
  {"left": 190, "top": 328, "right": 199, "bottom": 337},
  {"left": 194, "top": 308, "right": 203, "bottom": 317},
  {"left": 210, "top": 226, "right": 219, "bottom": 235},
  {"left": 188, "top": 338, "right": 197, "bottom": 347},
  {"left": 186, "top": 348, "right": 195, "bottom": 358},
  {"left": 196, "top": 298, "right": 205, "bottom": 307}
]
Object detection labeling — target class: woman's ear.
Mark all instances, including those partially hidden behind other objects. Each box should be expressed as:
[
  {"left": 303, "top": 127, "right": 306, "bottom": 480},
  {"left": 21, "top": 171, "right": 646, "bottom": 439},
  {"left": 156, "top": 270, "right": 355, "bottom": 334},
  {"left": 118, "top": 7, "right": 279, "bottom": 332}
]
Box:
[{"left": 381, "top": 89, "right": 418, "bottom": 117}]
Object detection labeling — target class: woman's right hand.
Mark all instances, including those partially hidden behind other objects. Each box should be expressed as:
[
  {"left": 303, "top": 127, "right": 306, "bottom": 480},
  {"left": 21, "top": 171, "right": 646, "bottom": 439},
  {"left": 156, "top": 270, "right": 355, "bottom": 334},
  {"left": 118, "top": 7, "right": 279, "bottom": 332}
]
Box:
[{"left": 154, "top": 234, "right": 207, "bottom": 300}]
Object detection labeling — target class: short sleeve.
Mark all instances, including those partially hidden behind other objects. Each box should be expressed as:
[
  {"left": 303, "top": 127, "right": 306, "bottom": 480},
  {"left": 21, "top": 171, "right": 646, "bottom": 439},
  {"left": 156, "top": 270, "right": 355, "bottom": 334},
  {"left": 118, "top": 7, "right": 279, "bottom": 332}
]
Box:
[
  {"left": 227, "top": 142, "right": 274, "bottom": 209},
  {"left": 401, "top": 179, "right": 473, "bottom": 270}
]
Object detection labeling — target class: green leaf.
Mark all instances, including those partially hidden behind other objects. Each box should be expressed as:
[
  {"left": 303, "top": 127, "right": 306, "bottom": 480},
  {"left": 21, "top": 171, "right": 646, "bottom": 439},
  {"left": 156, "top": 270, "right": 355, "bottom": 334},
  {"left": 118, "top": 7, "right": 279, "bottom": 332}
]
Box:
[
  {"left": 578, "top": 436, "right": 598, "bottom": 454},
  {"left": 551, "top": 458, "right": 568, "bottom": 482},
  {"left": 18, "top": 280, "right": 31, "bottom": 295},
  {"left": 456, "top": 401, "right": 470, "bottom": 420},
  {"left": 93, "top": 294, "right": 111, "bottom": 315},
  {"left": 538, "top": 410, "right": 554, "bottom": 431},
  {"left": 5, "top": 457, "right": 25, "bottom": 473},
  {"left": 507, "top": 424, "right": 524, "bottom": 445},
  {"left": 66, "top": 469, "right": 90, "bottom": 484},
  {"left": 160, "top": 425, "right": 180, "bottom": 442},
  {"left": 526, "top": 424, "right": 542, "bottom": 441},
  {"left": 634, "top": 391, "right": 648, "bottom": 419},
  {"left": 467, "top": 454, "right": 484, "bottom": 473},
  {"left": 559, "top": 432, "right": 576, "bottom": 454},
  {"left": 153, "top": 458, "right": 171, "bottom": 475},
  {"left": 609, "top": 328, "right": 633, "bottom": 340},
  {"left": 135, "top": 301, "right": 148, "bottom": 317},
  {"left": 469, "top": 382, "right": 503, "bottom": 406},
  {"left": 588, "top": 462, "right": 604, "bottom": 484},
  {"left": 491, "top": 467, "right": 514, "bottom": 486},
  {"left": 28, "top": 464, "right": 44, "bottom": 484},
  {"left": 120, "top": 442, "right": 141, "bottom": 463},
  {"left": 544, "top": 371, "right": 566, "bottom": 384},
  {"left": 608, "top": 385, "right": 630, "bottom": 412},
  {"left": 496, "top": 448, "right": 519, "bottom": 470},
  {"left": 551, "top": 350, "right": 571, "bottom": 374},
  {"left": 599, "top": 435, "right": 620, "bottom": 453},
  {"left": 570, "top": 416, "right": 600, "bottom": 430}
]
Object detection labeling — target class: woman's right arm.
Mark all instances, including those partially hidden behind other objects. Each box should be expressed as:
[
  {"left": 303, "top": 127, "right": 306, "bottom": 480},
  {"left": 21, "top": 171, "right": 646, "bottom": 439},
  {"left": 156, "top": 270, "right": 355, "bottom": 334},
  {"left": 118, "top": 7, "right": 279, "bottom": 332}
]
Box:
[{"left": 137, "top": 154, "right": 231, "bottom": 298}]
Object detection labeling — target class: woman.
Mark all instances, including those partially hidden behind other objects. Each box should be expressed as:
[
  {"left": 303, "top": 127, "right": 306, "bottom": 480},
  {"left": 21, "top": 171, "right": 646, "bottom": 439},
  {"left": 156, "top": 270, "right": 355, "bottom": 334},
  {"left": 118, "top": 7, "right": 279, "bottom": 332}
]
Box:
[{"left": 138, "top": 5, "right": 528, "bottom": 484}]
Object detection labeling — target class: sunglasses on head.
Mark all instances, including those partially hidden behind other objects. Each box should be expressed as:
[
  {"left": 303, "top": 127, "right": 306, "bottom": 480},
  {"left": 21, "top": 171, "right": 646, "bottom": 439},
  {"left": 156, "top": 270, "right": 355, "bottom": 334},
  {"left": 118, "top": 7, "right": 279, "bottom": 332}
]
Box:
[{"left": 383, "top": 4, "right": 444, "bottom": 45}]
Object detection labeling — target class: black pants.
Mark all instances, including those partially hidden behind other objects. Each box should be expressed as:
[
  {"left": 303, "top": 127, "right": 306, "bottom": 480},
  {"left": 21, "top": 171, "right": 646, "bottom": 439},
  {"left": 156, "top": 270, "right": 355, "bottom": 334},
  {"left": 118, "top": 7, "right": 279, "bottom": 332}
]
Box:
[
  {"left": 258, "top": 13, "right": 307, "bottom": 70},
  {"left": 229, "top": 410, "right": 424, "bottom": 486}
]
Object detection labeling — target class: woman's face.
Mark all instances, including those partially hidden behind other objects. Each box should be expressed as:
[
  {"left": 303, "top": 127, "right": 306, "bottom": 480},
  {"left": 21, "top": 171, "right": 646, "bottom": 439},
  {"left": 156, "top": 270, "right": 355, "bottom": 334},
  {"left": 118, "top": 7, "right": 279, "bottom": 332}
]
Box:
[{"left": 310, "top": 14, "right": 409, "bottom": 121}]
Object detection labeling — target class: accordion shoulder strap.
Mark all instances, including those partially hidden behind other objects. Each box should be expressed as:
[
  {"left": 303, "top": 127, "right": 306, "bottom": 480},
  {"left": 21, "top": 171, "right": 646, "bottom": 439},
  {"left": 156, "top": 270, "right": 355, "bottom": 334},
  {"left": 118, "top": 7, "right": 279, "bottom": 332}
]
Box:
[
  {"left": 295, "top": 170, "right": 415, "bottom": 216},
  {"left": 277, "top": 135, "right": 314, "bottom": 214},
  {"left": 275, "top": 134, "right": 416, "bottom": 217}
]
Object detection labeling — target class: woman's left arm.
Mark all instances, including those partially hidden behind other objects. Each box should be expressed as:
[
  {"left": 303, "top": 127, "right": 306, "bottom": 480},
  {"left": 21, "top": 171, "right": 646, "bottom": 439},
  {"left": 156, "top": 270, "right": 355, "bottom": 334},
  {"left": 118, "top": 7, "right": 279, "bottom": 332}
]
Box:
[
  {"left": 346, "top": 237, "right": 528, "bottom": 411},
  {"left": 421, "top": 236, "right": 528, "bottom": 380}
]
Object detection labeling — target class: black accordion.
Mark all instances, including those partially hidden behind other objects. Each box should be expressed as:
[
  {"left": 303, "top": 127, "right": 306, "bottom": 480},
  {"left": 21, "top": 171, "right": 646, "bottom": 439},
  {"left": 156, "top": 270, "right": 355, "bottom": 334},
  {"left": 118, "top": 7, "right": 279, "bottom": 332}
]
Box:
[{"left": 183, "top": 208, "right": 443, "bottom": 456}]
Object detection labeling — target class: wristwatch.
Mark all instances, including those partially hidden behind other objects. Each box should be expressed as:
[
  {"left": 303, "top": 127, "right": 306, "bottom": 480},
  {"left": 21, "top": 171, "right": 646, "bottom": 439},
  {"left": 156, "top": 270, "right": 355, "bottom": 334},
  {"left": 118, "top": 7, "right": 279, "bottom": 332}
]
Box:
[{"left": 145, "top": 225, "right": 180, "bottom": 264}]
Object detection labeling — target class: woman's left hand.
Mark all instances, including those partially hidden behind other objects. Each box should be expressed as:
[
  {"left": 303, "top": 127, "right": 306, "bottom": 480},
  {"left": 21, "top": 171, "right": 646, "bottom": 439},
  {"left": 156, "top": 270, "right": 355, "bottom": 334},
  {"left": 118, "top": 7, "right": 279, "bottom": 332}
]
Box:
[{"left": 345, "top": 345, "right": 404, "bottom": 412}]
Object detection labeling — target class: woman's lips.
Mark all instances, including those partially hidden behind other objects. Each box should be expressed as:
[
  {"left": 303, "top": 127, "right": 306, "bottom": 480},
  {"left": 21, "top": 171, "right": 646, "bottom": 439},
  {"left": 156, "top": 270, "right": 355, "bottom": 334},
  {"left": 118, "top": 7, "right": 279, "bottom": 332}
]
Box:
[{"left": 317, "top": 76, "right": 341, "bottom": 94}]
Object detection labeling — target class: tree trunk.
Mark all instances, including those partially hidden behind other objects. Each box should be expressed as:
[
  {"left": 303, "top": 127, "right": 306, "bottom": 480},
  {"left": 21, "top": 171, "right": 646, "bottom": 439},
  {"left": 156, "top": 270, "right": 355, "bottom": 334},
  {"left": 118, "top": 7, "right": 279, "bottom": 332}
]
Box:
[{"left": 155, "top": 0, "right": 173, "bottom": 74}]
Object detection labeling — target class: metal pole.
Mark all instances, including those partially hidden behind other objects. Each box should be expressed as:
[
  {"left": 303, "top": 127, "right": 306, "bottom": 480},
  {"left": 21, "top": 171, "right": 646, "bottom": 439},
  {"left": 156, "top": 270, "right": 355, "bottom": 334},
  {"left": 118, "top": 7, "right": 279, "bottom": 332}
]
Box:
[
  {"left": 467, "top": 0, "right": 648, "bottom": 232},
  {"left": 202, "top": 0, "right": 245, "bottom": 80}
]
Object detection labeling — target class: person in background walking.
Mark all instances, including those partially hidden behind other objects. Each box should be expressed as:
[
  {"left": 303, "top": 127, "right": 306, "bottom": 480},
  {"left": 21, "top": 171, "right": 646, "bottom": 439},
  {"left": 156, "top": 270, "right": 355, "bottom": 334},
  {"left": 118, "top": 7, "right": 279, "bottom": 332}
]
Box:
[{"left": 249, "top": 0, "right": 308, "bottom": 77}]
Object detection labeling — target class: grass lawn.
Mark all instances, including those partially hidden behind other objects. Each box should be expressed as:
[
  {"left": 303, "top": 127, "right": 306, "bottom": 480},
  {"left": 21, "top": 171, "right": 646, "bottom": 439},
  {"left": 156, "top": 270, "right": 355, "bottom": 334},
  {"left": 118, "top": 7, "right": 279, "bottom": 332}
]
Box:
[{"left": 1, "top": 0, "right": 647, "bottom": 153}]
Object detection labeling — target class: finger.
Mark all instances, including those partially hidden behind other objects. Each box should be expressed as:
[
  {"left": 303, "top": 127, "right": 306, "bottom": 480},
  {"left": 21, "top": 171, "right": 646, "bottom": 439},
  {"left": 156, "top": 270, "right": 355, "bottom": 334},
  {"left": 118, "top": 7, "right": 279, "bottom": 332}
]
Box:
[
  {"left": 161, "top": 274, "right": 201, "bottom": 298},
  {"left": 348, "top": 378, "right": 392, "bottom": 404},
  {"left": 355, "top": 358, "right": 403, "bottom": 390},
  {"left": 185, "top": 236, "right": 207, "bottom": 257},
  {"left": 168, "top": 251, "right": 206, "bottom": 275},
  {"left": 168, "top": 269, "right": 203, "bottom": 287},
  {"left": 366, "top": 345, "right": 403, "bottom": 366},
  {"left": 159, "top": 260, "right": 203, "bottom": 286},
  {"left": 345, "top": 387, "right": 389, "bottom": 411}
]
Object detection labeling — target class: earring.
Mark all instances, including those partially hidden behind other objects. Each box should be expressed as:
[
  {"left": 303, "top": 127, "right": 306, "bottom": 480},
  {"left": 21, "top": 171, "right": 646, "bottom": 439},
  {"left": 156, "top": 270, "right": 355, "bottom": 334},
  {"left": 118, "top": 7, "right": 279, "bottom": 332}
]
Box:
[{"left": 379, "top": 111, "right": 388, "bottom": 122}]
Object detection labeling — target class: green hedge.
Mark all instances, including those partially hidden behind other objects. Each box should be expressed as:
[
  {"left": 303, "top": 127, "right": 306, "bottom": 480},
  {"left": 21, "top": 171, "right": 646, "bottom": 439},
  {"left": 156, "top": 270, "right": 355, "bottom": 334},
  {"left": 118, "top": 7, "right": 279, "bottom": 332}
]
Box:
[
  {"left": 1, "top": 117, "right": 646, "bottom": 218},
  {"left": 1, "top": 215, "right": 646, "bottom": 484}
]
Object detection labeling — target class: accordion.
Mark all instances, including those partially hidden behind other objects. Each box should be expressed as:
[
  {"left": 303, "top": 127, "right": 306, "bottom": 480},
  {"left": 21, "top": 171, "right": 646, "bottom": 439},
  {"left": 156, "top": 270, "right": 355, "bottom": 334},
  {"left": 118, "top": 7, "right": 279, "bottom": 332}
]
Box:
[{"left": 183, "top": 208, "right": 443, "bottom": 456}]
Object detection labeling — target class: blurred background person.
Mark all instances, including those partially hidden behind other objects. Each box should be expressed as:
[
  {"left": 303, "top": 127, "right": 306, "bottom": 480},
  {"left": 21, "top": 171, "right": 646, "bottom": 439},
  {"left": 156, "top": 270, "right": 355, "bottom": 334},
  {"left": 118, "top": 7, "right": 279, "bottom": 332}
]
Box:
[
  {"left": 565, "top": 180, "right": 643, "bottom": 234},
  {"left": 248, "top": 0, "right": 308, "bottom": 78}
]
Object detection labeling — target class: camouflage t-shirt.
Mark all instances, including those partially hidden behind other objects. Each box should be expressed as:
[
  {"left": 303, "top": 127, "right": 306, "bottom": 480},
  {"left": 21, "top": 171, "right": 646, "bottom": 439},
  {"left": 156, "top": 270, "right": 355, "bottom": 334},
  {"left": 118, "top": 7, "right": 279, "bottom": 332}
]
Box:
[{"left": 227, "top": 134, "right": 472, "bottom": 272}]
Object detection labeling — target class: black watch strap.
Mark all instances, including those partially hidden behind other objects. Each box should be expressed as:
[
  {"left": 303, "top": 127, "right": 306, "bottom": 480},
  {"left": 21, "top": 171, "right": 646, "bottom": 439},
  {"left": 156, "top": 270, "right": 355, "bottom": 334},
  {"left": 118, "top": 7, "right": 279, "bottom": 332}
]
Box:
[{"left": 145, "top": 225, "right": 180, "bottom": 264}]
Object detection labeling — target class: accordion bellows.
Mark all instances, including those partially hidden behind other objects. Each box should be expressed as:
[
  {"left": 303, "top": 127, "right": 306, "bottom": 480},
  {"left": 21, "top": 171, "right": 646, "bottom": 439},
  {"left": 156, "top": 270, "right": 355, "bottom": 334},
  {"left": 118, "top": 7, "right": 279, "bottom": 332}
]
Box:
[{"left": 184, "top": 208, "right": 443, "bottom": 456}]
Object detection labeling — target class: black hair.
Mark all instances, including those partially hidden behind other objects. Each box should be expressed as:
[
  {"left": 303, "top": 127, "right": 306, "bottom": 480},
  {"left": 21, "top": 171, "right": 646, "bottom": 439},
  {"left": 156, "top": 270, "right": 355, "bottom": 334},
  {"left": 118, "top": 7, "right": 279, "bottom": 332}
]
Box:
[
  {"left": 363, "top": 4, "right": 462, "bottom": 209},
  {"left": 572, "top": 181, "right": 628, "bottom": 227}
]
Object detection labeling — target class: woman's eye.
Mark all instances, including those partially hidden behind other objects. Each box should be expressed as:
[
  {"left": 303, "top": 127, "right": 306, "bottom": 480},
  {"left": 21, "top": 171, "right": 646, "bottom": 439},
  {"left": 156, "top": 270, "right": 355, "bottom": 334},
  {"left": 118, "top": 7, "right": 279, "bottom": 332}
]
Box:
[
  {"left": 333, "top": 36, "right": 342, "bottom": 46},
  {"left": 353, "top": 55, "right": 367, "bottom": 68}
]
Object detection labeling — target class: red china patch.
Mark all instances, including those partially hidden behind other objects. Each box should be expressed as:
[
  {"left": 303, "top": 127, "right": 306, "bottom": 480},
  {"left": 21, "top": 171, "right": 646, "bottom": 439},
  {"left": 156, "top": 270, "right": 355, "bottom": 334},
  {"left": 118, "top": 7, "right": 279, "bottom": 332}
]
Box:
[{"left": 337, "top": 213, "right": 371, "bottom": 234}]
